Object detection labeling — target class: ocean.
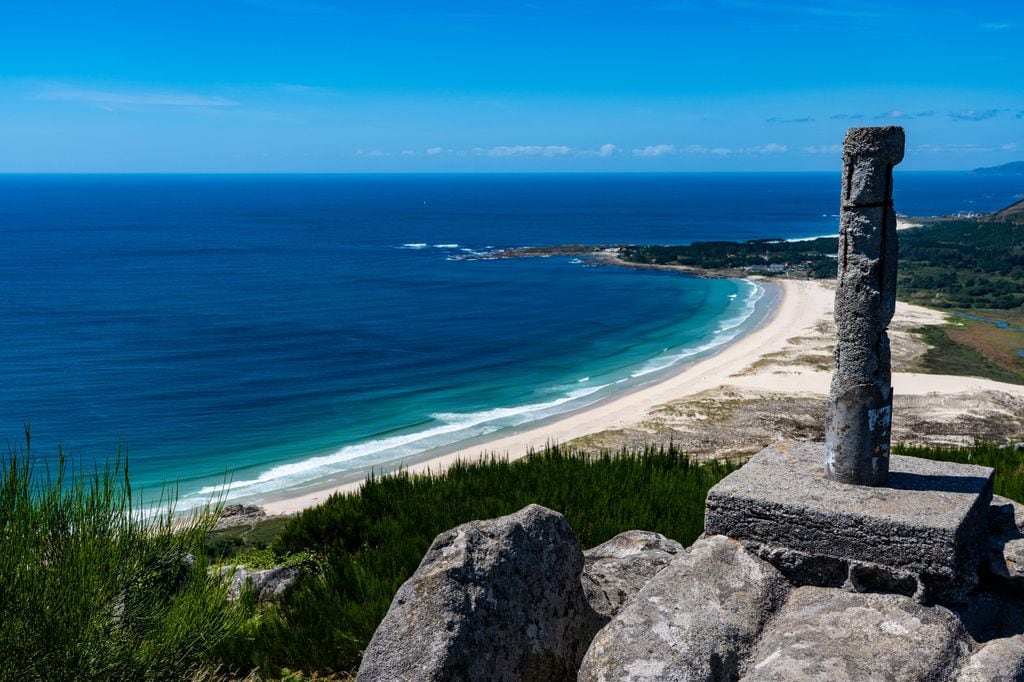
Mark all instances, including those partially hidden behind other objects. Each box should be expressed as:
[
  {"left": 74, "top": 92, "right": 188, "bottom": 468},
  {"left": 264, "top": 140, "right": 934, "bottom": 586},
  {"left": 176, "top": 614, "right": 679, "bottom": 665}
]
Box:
[{"left": 0, "top": 172, "right": 1019, "bottom": 506}]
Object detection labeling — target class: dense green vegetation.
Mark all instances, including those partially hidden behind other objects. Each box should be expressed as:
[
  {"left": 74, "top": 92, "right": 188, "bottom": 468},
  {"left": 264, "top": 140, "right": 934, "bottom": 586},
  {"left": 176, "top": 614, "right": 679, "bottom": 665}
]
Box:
[
  {"left": 620, "top": 219, "right": 1024, "bottom": 310},
  {"left": 898, "top": 220, "right": 1024, "bottom": 309},
  {"left": 220, "top": 445, "right": 739, "bottom": 676},
  {"left": 0, "top": 438, "right": 247, "bottom": 681},
  {"left": 620, "top": 237, "right": 839, "bottom": 278},
  {"left": 913, "top": 324, "right": 1024, "bottom": 385},
  {"left": 9, "top": 439, "right": 1024, "bottom": 679}
]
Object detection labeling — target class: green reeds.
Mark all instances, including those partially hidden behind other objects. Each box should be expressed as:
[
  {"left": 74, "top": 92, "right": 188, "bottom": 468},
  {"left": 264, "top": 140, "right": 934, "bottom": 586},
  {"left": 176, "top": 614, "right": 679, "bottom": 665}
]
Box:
[{"left": 0, "top": 432, "right": 246, "bottom": 681}]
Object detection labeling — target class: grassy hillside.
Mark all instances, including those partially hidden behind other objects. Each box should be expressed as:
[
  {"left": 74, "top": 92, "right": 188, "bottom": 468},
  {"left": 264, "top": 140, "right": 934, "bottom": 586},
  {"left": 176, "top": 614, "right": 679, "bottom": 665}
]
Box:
[{"left": 8, "top": 440, "right": 1024, "bottom": 679}]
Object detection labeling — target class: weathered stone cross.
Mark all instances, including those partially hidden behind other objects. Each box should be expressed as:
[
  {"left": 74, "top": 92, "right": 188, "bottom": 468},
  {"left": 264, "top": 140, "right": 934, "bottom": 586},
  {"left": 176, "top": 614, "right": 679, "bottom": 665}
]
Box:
[{"left": 824, "top": 126, "right": 905, "bottom": 486}]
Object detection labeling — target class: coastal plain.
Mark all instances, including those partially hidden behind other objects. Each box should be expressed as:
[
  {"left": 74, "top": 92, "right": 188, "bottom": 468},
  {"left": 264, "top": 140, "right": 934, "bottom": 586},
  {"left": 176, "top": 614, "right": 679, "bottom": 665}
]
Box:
[{"left": 263, "top": 277, "right": 1024, "bottom": 515}]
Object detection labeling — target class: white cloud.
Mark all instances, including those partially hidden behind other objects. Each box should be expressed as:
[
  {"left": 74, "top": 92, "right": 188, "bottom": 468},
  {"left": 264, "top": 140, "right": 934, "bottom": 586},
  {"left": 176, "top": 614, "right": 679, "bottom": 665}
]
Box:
[
  {"left": 802, "top": 144, "right": 841, "bottom": 154},
  {"left": 400, "top": 150, "right": 416, "bottom": 156},
  {"left": 474, "top": 145, "right": 574, "bottom": 157},
  {"left": 680, "top": 143, "right": 787, "bottom": 156},
  {"left": 915, "top": 142, "right": 1016, "bottom": 154},
  {"left": 426, "top": 147, "right": 444, "bottom": 156},
  {"left": 633, "top": 144, "right": 677, "bottom": 157},
  {"left": 36, "top": 87, "right": 238, "bottom": 109},
  {"left": 979, "top": 22, "right": 1014, "bottom": 30},
  {"left": 598, "top": 143, "right": 620, "bottom": 157}
]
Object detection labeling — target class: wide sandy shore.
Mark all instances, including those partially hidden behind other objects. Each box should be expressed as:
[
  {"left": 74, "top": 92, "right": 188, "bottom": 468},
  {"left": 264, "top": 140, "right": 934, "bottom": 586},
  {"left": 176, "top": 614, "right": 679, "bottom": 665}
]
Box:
[{"left": 263, "top": 277, "right": 1024, "bottom": 515}]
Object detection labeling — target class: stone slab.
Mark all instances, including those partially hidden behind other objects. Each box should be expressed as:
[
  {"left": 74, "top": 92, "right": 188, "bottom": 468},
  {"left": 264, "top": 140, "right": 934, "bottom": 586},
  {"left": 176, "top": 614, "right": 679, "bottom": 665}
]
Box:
[
  {"left": 705, "top": 441, "right": 994, "bottom": 603},
  {"left": 743, "top": 586, "right": 970, "bottom": 681}
]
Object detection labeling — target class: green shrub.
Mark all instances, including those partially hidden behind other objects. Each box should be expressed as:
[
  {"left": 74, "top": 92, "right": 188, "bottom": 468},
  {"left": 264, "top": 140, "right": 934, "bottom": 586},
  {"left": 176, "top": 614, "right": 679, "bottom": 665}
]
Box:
[{"left": 0, "top": 434, "right": 247, "bottom": 681}]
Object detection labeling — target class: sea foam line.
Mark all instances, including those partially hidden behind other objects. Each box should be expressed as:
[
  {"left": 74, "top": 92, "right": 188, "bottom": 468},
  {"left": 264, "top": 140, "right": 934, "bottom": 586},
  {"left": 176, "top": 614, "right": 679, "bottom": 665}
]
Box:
[
  {"left": 630, "top": 280, "right": 763, "bottom": 378},
  {"left": 191, "top": 384, "right": 608, "bottom": 499},
  {"left": 192, "top": 280, "right": 767, "bottom": 503}
]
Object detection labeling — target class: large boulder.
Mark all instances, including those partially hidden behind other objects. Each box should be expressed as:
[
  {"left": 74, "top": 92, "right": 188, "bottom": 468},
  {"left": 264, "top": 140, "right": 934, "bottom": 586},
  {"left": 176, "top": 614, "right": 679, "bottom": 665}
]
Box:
[
  {"left": 219, "top": 564, "right": 298, "bottom": 601},
  {"left": 214, "top": 503, "right": 267, "bottom": 530},
  {"left": 358, "top": 504, "right": 602, "bottom": 682},
  {"left": 578, "top": 534, "right": 789, "bottom": 682},
  {"left": 987, "top": 494, "right": 1024, "bottom": 587},
  {"left": 956, "top": 635, "right": 1024, "bottom": 682},
  {"left": 582, "top": 530, "right": 684, "bottom": 618},
  {"left": 744, "top": 586, "right": 971, "bottom": 681}
]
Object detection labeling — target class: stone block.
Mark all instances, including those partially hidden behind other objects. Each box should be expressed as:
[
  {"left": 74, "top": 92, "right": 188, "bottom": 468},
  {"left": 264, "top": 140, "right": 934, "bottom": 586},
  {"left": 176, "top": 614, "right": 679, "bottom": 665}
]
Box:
[{"left": 705, "top": 441, "right": 994, "bottom": 603}]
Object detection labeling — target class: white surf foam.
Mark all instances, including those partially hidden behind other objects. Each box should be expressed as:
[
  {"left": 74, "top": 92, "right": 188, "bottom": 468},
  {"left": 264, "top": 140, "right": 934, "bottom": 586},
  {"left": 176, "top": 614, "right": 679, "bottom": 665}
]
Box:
[
  {"left": 630, "top": 281, "right": 764, "bottom": 378},
  {"left": 192, "top": 384, "right": 608, "bottom": 500}
]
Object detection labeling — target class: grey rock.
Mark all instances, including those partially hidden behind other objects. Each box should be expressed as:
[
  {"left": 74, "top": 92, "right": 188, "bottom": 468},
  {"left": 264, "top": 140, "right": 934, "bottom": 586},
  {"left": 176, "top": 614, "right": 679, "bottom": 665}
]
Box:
[
  {"left": 957, "top": 635, "right": 1024, "bottom": 682},
  {"left": 744, "top": 586, "right": 970, "bottom": 681},
  {"left": 582, "top": 531, "right": 684, "bottom": 618},
  {"left": 988, "top": 494, "right": 1024, "bottom": 586},
  {"left": 358, "top": 504, "right": 601, "bottom": 682},
  {"left": 214, "top": 503, "right": 267, "bottom": 530},
  {"left": 825, "top": 125, "right": 905, "bottom": 486},
  {"left": 705, "top": 441, "right": 993, "bottom": 603},
  {"left": 219, "top": 564, "right": 298, "bottom": 601},
  {"left": 578, "top": 534, "right": 789, "bottom": 682},
  {"left": 584, "top": 530, "right": 684, "bottom": 560},
  {"left": 953, "top": 587, "right": 1024, "bottom": 643}
]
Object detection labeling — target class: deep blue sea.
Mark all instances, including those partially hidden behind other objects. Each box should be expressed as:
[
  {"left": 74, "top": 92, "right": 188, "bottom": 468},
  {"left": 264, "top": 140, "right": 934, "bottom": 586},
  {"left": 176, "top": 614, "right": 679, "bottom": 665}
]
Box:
[{"left": 1, "top": 172, "right": 1020, "bottom": 506}]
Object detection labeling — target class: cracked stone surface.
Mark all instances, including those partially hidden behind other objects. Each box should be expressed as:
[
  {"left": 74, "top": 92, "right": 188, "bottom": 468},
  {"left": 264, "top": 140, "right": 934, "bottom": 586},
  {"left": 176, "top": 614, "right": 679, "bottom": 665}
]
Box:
[
  {"left": 956, "top": 635, "right": 1024, "bottom": 681},
  {"left": 705, "top": 441, "right": 993, "bottom": 602},
  {"left": 357, "top": 504, "right": 602, "bottom": 682},
  {"left": 582, "top": 531, "right": 685, "bottom": 618},
  {"left": 578, "top": 535, "right": 789, "bottom": 682},
  {"left": 826, "top": 126, "right": 905, "bottom": 485},
  {"left": 743, "top": 586, "right": 970, "bottom": 681},
  {"left": 987, "top": 494, "right": 1024, "bottom": 587}
]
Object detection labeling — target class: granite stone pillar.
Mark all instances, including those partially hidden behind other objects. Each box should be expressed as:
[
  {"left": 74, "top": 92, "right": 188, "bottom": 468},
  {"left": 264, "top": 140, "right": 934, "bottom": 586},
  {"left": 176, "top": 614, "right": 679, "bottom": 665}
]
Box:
[{"left": 824, "top": 126, "right": 905, "bottom": 486}]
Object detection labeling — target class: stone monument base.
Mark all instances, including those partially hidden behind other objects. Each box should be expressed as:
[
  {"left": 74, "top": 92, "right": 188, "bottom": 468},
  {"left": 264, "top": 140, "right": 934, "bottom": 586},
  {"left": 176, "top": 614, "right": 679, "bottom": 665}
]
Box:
[{"left": 705, "top": 441, "right": 994, "bottom": 604}]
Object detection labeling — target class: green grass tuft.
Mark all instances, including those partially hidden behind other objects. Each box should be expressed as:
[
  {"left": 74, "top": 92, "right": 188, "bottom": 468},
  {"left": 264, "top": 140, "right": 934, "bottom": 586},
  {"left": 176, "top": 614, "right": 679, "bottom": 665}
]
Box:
[{"left": 0, "top": 433, "right": 248, "bottom": 682}]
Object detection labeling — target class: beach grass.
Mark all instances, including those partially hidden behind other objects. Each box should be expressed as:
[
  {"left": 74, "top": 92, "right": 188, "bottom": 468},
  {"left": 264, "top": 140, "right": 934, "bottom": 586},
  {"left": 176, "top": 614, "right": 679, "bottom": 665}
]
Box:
[{"left": 0, "top": 433, "right": 247, "bottom": 682}]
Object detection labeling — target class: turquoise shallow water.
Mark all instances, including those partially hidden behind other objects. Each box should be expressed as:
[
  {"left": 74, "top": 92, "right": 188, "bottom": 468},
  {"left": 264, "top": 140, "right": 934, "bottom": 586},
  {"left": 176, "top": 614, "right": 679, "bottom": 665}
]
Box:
[{"left": 0, "top": 173, "right": 1018, "bottom": 505}]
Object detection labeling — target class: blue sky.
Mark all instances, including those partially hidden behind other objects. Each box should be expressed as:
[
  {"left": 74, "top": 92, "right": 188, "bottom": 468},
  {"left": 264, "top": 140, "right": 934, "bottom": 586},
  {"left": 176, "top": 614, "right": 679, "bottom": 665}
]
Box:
[{"left": 1, "top": 0, "right": 1022, "bottom": 172}]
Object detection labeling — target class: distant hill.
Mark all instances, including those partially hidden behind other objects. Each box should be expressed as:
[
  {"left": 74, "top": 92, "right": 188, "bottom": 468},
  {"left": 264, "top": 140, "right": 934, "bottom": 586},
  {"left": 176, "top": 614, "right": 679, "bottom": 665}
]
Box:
[
  {"left": 972, "top": 161, "right": 1024, "bottom": 176},
  {"left": 986, "top": 199, "right": 1024, "bottom": 223}
]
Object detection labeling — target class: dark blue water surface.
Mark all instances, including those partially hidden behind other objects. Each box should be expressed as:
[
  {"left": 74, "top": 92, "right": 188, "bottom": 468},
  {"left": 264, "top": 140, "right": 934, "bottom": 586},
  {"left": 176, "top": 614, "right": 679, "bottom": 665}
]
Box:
[{"left": 0, "top": 172, "right": 1019, "bottom": 502}]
